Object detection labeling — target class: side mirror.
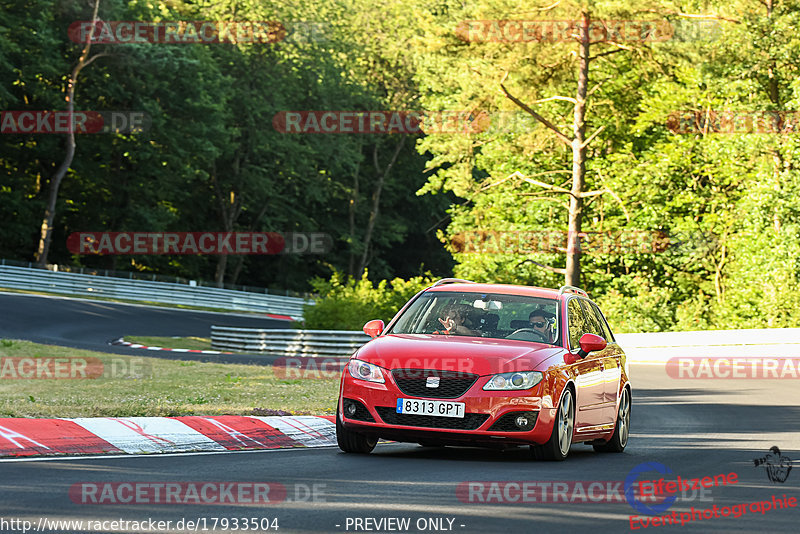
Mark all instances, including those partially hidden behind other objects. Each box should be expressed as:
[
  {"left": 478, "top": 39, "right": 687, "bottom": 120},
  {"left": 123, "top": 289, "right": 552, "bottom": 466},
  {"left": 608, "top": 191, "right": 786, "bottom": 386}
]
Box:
[
  {"left": 363, "top": 319, "right": 385, "bottom": 339},
  {"left": 577, "top": 333, "right": 607, "bottom": 359},
  {"left": 564, "top": 333, "right": 607, "bottom": 364}
]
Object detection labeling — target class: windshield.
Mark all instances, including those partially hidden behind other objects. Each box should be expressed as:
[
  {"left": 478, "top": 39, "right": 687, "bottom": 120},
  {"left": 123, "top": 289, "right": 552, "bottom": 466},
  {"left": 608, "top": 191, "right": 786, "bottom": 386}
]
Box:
[{"left": 389, "top": 291, "right": 560, "bottom": 345}]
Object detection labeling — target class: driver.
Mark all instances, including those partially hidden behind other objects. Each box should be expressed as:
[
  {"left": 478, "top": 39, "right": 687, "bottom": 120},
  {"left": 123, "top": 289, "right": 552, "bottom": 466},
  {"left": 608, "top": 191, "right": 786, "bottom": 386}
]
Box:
[{"left": 528, "top": 309, "right": 556, "bottom": 343}]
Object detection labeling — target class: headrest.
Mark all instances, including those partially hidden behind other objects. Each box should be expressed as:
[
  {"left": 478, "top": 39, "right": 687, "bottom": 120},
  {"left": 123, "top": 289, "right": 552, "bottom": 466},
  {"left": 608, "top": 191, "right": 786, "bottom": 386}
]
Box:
[{"left": 478, "top": 313, "right": 499, "bottom": 328}]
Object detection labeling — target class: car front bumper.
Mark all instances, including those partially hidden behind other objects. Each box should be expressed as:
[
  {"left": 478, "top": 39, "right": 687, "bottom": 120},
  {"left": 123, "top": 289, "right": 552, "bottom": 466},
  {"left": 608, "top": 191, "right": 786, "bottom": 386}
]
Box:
[{"left": 339, "top": 372, "right": 557, "bottom": 446}]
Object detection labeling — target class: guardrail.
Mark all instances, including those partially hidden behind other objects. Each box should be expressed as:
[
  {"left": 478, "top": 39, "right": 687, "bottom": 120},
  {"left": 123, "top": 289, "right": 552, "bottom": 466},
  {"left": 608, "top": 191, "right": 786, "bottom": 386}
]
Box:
[
  {"left": 211, "top": 326, "right": 370, "bottom": 356},
  {"left": 0, "top": 264, "right": 309, "bottom": 318},
  {"left": 615, "top": 328, "right": 800, "bottom": 363},
  {"left": 210, "top": 327, "right": 800, "bottom": 362}
]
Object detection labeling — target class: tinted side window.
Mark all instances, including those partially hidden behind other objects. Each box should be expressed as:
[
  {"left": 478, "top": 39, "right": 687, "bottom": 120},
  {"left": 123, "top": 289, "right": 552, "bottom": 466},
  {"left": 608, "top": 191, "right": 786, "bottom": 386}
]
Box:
[
  {"left": 589, "top": 301, "right": 615, "bottom": 342},
  {"left": 578, "top": 299, "right": 605, "bottom": 339},
  {"left": 567, "top": 298, "right": 592, "bottom": 349}
]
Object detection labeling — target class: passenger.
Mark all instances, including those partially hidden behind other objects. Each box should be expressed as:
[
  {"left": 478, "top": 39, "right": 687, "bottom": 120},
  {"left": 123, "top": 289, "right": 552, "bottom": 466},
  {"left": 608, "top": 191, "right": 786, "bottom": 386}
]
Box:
[{"left": 436, "top": 305, "right": 479, "bottom": 336}]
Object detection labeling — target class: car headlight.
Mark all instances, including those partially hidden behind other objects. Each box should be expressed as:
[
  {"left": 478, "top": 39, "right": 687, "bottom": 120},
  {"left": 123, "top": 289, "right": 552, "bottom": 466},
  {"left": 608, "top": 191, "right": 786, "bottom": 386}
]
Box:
[
  {"left": 483, "top": 371, "right": 543, "bottom": 390},
  {"left": 347, "top": 359, "right": 385, "bottom": 383}
]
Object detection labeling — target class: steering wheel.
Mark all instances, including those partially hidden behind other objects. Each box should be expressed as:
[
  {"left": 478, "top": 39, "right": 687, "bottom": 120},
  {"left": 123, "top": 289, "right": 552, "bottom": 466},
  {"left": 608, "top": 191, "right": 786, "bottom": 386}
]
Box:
[{"left": 506, "top": 328, "right": 547, "bottom": 342}]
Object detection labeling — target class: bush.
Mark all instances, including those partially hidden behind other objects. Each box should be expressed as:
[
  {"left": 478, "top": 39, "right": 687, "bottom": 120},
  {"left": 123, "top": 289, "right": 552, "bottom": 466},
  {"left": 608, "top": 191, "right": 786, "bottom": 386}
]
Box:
[{"left": 301, "top": 271, "right": 436, "bottom": 330}]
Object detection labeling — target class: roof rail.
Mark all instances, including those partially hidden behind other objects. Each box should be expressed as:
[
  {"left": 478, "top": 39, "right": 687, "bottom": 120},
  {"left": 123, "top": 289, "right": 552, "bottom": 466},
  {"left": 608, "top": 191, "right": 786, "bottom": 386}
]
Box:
[
  {"left": 431, "top": 278, "right": 476, "bottom": 287},
  {"left": 558, "top": 285, "right": 588, "bottom": 297}
]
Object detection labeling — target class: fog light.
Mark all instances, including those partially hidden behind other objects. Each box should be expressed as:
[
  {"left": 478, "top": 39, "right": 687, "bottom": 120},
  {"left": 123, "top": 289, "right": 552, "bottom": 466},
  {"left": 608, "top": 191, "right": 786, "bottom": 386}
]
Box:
[
  {"left": 515, "top": 415, "right": 530, "bottom": 428},
  {"left": 346, "top": 402, "right": 357, "bottom": 416}
]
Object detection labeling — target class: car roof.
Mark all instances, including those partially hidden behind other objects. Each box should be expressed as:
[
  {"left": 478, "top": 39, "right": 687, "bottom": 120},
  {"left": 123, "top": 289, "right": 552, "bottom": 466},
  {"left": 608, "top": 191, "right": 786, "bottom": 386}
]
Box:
[{"left": 425, "top": 282, "right": 561, "bottom": 300}]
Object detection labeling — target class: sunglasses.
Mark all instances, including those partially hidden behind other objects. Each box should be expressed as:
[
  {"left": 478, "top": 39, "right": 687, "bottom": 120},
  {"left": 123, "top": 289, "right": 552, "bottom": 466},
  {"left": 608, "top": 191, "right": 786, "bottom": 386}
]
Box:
[{"left": 529, "top": 320, "right": 547, "bottom": 328}]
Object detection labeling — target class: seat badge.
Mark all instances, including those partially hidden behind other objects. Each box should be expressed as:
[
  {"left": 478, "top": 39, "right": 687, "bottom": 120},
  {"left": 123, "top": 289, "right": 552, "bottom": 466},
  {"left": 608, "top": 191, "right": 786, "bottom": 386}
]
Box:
[{"left": 426, "top": 376, "right": 440, "bottom": 388}]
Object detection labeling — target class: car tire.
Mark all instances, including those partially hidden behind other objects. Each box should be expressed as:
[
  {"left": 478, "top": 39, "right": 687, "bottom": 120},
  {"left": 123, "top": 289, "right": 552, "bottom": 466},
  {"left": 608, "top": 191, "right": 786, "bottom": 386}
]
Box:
[
  {"left": 336, "top": 405, "right": 377, "bottom": 454},
  {"left": 531, "top": 387, "right": 574, "bottom": 461},
  {"left": 593, "top": 387, "right": 630, "bottom": 453}
]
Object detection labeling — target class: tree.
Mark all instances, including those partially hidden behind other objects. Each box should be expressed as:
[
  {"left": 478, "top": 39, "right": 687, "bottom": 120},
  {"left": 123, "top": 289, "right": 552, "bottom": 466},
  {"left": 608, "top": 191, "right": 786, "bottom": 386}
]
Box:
[
  {"left": 414, "top": 0, "right": 711, "bottom": 288},
  {"left": 499, "top": 10, "right": 611, "bottom": 286},
  {"left": 34, "top": 0, "right": 106, "bottom": 266}
]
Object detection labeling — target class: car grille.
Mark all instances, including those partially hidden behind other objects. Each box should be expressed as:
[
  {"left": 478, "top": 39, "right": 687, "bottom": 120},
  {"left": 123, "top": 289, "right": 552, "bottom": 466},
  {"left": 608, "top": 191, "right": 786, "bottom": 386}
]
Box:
[
  {"left": 375, "top": 407, "right": 489, "bottom": 430},
  {"left": 488, "top": 411, "right": 539, "bottom": 432},
  {"left": 391, "top": 369, "right": 478, "bottom": 399}
]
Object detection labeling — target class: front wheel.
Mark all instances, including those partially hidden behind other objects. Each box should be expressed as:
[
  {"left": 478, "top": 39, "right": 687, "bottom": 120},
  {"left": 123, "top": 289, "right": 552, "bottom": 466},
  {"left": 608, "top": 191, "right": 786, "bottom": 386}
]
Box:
[
  {"left": 593, "top": 387, "right": 630, "bottom": 453},
  {"left": 531, "top": 387, "right": 574, "bottom": 461},
  {"left": 336, "top": 405, "right": 377, "bottom": 454}
]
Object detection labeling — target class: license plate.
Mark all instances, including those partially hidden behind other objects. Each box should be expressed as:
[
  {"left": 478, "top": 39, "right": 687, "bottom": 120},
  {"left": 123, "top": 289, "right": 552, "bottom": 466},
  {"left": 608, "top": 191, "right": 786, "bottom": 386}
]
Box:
[{"left": 396, "top": 398, "right": 465, "bottom": 418}]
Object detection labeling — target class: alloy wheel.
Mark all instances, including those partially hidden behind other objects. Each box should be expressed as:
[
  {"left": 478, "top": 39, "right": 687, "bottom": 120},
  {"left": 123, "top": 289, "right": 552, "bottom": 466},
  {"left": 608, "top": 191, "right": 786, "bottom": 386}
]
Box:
[
  {"left": 558, "top": 389, "right": 574, "bottom": 457},
  {"left": 618, "top": 389, "right": 630, "bottom": 447}
]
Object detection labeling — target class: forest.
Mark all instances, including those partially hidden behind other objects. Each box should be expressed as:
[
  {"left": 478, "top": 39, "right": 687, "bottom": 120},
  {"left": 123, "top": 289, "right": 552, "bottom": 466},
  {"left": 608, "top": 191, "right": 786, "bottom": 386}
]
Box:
[{"left": 2, "top": 0, "right": 799, "bottom": 332}]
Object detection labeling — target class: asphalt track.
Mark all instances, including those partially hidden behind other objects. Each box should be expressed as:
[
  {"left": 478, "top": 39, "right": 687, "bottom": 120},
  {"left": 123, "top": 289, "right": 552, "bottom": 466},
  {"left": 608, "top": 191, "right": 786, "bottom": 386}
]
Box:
[
  {"left": 0, "top": 291, "right": 287, "bottom": 364},
  {"left": 1, "top": 292, "right": 799, "bottom": 533}
]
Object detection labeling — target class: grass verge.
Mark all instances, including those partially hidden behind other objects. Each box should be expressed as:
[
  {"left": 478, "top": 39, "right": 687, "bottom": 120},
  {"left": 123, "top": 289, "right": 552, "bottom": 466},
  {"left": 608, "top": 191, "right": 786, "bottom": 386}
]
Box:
[{"left": 0, "top": 339, "right": 338, "bottom": 418}]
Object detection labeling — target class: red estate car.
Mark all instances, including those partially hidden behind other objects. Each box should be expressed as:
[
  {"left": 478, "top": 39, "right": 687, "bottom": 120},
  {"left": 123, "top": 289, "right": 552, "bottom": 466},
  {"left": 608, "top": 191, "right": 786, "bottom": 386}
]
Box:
[{"left": 336, "top": 279, "right": 631, "bottom": 461}]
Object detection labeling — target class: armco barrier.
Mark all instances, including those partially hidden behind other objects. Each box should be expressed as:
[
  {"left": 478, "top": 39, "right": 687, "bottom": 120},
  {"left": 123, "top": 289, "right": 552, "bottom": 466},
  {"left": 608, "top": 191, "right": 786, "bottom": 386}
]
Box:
[
  {"left": 0, "top": 264, "right": 309, "bottom": 318},
  {"left": 211, "top": 326, "right": 800, "bottom": 362},
  {"left": 211, "top": 327, "right": 370, "bottom": 356},
  {"left": 615, "top": 328, "right": 800, "bottom": 363}
]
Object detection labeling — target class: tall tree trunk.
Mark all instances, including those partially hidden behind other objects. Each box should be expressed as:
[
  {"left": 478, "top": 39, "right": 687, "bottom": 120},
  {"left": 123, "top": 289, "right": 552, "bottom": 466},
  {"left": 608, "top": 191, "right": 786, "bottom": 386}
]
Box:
[
  {"left": 357, "top": 137, "right": 405, "bottom": 276},
  {"left": 565, "top": 11, "right": 591, "bottom": 287},
  {"left": 215, "top": 251, "right": 229, "bottom": 287},
  {"left": 229, "top": 196, "right": 273, "bottom": 285},
  {"left": 500, "top": 11, "right": 608, "bottom": 288},
  {"left": 36, "top": 131, "right": 76, "bottom": 267},
  {"left": 348, "top": 143, "right": 362, "bottom": 277},
  {"left": 35, "top": 0, "right": 105, "bottom": 266},
  {"left": 212, "top": 159, "right": 242, "bottom": 287}
]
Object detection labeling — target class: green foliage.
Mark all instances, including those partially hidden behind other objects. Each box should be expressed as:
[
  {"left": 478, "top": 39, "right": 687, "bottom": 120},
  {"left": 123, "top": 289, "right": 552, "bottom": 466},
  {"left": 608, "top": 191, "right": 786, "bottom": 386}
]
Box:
[
  {"left": 302, "top": 270, "right": 436, "bottom": 330},
  {"left": 0, "top": 0, "right": 453, "bottom": 292},
  {"left": 4, "top": 0, "right": 800, "bottom": 333},
  {"left": 409, "top": 0, "right": 800, "bottom": 332}
]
